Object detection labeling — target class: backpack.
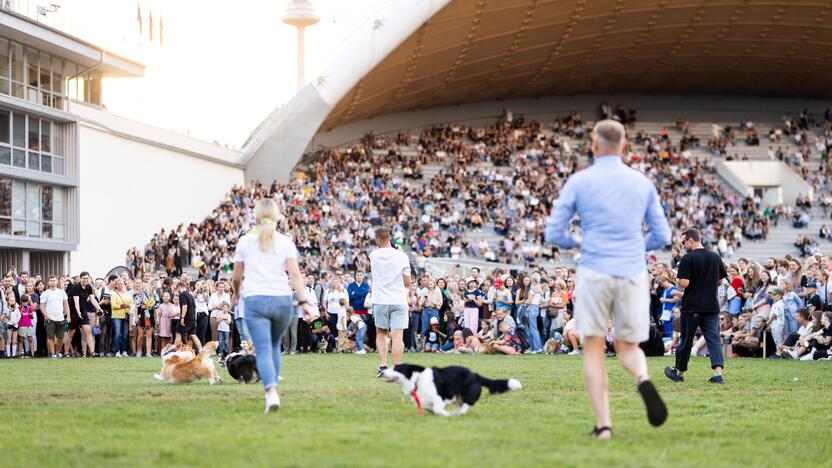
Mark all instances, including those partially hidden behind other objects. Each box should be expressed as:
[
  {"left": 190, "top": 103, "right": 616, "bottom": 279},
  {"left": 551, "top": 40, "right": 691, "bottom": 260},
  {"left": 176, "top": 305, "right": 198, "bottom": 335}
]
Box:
[{"left": 513, "top": 327, "right": 531, "bottom": 350}]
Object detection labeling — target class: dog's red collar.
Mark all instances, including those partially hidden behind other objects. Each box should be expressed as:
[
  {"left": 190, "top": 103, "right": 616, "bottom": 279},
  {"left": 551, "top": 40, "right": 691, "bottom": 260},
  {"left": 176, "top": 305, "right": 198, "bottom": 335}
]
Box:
[{"left": 411, "top": 381, "right": 422, "bottom": 416}]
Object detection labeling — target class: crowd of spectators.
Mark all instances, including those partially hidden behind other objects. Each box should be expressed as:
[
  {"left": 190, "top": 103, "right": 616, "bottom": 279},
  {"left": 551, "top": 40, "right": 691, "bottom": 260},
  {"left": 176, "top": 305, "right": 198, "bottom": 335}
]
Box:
[{"left": 3, "top": 253, "right": 832, "bottom": 362}]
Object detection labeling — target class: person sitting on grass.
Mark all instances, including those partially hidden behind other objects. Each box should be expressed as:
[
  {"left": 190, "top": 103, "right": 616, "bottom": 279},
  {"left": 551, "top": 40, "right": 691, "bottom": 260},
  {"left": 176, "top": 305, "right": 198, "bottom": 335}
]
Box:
[
  {"left": 732, "top": 315, "right": 764, "bottom": 357},
  {"left": 423, "top": 316, "right": 445, "bottom": 352},
  {"left": 488, "top": 321, "right": 522, "bottom": 355},
  {"left": 802, "top": 312, "right": 832, "bottom": 360},
  {"left": 664, "top": 308, "right": 682, "bottom": 355},
  {"left": 783, "top": 309, "right": 817, "bottom": 359},
  {"left": 562, "top": 310, "right": 582, "bottom": 355},
  {"left": 348, "top": 313, "right": 367, "bottom": 355},
  {"left": 442, "top": 329, "right": 465, "bottom": 353},
  {"left": 310, "top": 313, "right": 331, "bottom": 352}
]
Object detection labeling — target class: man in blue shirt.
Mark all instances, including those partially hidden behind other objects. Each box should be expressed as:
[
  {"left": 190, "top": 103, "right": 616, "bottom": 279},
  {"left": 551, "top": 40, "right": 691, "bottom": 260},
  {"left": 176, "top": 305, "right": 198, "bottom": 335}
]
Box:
[
  {"left": 545, "top": 119, "right": 671, "bottom": 439},
  {"left": 348, "top": 272, "right": 370, "bottom": 314}
]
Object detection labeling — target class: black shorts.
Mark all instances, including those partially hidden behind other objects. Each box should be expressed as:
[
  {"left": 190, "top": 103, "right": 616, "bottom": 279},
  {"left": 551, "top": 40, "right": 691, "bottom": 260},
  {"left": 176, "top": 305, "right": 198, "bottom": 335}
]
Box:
[
  {"left": 69, "top": 313, "right": 82, "bottom": 330},
  {"left": 176, "top": 324, "right": 195, "bottom": 336}
]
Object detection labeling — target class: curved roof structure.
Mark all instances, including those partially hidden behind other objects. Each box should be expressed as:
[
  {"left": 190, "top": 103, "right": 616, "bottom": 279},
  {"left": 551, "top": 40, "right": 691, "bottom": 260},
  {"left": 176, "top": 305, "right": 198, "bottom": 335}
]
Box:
[
  {"left": 243, "top": 0, "right": 832, "bottom": 182},
  {"left": 322, "top": 0, "right": 832, "bottom": 131}
]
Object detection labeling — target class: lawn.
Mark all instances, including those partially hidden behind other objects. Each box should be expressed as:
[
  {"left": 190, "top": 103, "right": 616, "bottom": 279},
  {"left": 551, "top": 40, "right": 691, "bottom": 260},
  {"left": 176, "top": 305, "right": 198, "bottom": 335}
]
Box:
[{"left": 0, "top": 354, "right": 829, "bottom": 467}]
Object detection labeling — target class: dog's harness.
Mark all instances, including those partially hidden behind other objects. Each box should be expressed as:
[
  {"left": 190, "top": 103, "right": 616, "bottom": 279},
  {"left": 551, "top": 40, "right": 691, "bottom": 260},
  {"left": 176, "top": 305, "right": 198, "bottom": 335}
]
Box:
[{"left": 411, "top": 381, "right": 422, "bottom": 416}]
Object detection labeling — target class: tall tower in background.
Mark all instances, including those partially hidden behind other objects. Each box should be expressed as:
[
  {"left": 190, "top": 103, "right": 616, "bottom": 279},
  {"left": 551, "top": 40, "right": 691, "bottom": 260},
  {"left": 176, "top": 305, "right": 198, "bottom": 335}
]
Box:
[{"left": 282, "top": 0, "right": 319, "bottom": 91}]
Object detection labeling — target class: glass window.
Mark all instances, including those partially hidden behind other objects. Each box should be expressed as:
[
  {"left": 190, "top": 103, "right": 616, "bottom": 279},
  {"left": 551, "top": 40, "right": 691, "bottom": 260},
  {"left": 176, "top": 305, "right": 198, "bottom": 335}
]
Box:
[
  {"left": 26, "top": 48, "right": 38, "bottom": 87},
  {"left": 53, "top": 223, "right": 63, "bottom": 240},
  {"left": 0, "top": 38, "right": 9, "bottom": 79},
  {"left": 54, "top": 157, "right": 64, "bottom": 174},
  {"left": 11, "top": 180, "right": 24, "bottom": 219},
  {"left": 51, "top": 55, "right": 62, "bottom": 94},
  {"left": 41, "top": 154, "right": 51, "bottom": 173},
  {"left": 27, "top": 221, "right": 39, "bottom": 237},
  {"left": 10, "top": 42, "right": 22, "bottom": 82},
  {"left": 0, "top": 178, "right": 9, "bottom": 216},
  {"left": 40, "top": 120, "right": 50, "bottom": 152},
  {"left": 0, "top": 80, "right": 8, "bottom": 95},
  {"left": 27, "top": 151, "right": 39, "bottom": 171},
  {"left": 53, "top": 188, "right": 63, "bottom": 223},
  {"left": 41, "top": 222, "right": 52, "bottom": 239},
  {"left": 41, "top": 185, "right": 52, "bottom": 221},
  {"left": 26, "top": 182, "right": 39, "bottom": 220},
  {"left": 0, "top": 147, "right": 9, "bottom": 165},
  {"left": 12, "top": 113, "right": 24, "bottom": 147},
  {"left": 12, "top": 219, "right": 24, "bottom": 236},
  {"left": 28, "top": 115, "right": 38, "bottom": 150},
  {"left": 39, "top": 52, "right": 50, "bottom": 91},
  {"left": 0, "top": 219, "right": 9, "bottom": 235},
  {"left": 0, "top": 110, "right": 8, "bottom": 143},
  {"left": 12, "top": 149, "right": 24, "bottom": 167}
]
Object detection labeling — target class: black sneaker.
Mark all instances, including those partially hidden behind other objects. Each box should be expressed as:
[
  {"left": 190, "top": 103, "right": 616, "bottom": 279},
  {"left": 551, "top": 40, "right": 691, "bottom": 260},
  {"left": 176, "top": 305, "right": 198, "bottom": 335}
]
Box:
[
  {"left": 376, "top": 366, "right": 388, "bottom": 378},
  {"left": 708, "top": 375, "right": 725, "bottom": 384},
  {"left": 767, "top": 354, "right": 782, "bottom": 359},
  {"left": 637, "top": 380, "right": 668, "bottom": 427},
  {"left": 664, "top": 366, "right": 684, "bottom": 382}
]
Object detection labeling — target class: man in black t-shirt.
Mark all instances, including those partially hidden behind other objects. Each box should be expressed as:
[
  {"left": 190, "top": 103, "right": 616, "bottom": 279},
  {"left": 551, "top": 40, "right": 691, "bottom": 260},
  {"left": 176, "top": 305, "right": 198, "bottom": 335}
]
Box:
[
  {"left": 665, "top": 228, "right": 727, "bottom": 384},
  {"left": 68, "top": 272, "right": 101, "bottom": 357},
  {"left": 174, "top": 282, "right": 203, "bottom": 352}
]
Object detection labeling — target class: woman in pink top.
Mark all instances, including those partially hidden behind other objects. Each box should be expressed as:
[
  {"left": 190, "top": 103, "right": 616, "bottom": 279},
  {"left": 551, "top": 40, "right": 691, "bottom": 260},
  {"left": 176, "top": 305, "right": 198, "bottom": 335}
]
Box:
[{"left": 18, "top": 294, "right": 35, "bottom": 358}]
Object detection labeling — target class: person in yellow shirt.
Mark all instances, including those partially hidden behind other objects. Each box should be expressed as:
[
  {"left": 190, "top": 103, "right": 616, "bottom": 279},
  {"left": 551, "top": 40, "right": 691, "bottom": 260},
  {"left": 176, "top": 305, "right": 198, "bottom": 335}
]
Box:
[{"left": 110, "top": 278, "right": 133, "bottom": 357}]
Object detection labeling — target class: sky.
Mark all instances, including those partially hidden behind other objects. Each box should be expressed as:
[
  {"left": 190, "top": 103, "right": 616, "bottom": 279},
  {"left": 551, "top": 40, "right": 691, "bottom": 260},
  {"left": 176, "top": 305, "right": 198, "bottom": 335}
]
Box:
[{"left": 55, "top": 0, "right": 388, "bottom": 148}]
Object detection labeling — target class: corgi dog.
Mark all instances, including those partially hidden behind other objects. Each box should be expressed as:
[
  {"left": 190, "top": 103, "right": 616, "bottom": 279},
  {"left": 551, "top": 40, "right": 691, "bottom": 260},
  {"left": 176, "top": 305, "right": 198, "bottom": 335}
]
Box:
[
  {"left": 544, "top": 338, "right": 562, "bottom": 354},
  {"left": 155, "top": 341, "right": 222, "bottom": 385}
]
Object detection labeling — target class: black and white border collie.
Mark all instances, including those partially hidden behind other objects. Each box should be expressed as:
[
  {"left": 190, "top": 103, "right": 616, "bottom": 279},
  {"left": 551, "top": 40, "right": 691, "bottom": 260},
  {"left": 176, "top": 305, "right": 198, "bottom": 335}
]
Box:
[{"left": 382, "top": 364, "right": 522, "bottom": 416}]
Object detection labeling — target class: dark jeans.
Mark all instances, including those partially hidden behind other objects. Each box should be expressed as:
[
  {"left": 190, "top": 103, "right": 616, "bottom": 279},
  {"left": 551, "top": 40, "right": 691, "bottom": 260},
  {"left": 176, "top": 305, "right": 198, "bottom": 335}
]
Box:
[
  {"left": 675, "top": 312, "right": 724, "bottom": 372},
  {"left": 196, "top": 313, "right": 209, "bottom": 345}
]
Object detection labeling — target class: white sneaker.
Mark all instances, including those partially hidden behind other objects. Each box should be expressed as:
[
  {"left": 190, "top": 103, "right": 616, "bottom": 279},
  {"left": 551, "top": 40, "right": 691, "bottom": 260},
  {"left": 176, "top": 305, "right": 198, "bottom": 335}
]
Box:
[
  {"left": 786, "top": 349, "right": 798, "bottom": 360},
  {"left": 135, "top": 353, "right": 141, "bottom": 358},
  {"left": 264, "top": 392, "right": 281, "bottom": 414},
  {"left": 568, "top": 349, "right": 581, "bottom": 356},
  {"left": 115, "top": 352, "right": 122, "bottom": 358},
  {"left": 355, "top": 350, "right": 367, "bottom": 355},
  {"left": 799, "top": 353, "right": 814, "bottom": 361}
]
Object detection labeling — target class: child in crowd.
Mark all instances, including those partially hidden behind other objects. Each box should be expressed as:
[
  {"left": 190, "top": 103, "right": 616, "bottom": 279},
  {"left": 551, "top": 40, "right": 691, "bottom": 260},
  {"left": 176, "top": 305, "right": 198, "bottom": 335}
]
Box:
[
  {"left": 3, "top": 294, "right": 21, "bottom": 358},
  {"left": 17, "top": 294, "right": 35, "bottom": 358},
  {"left": 766, "top": 287, "right": 786, "bottom": 359},
  {"left": 336, "top": 299, "right": 350, "bottom": 353},
  {"left": 348, "top": 313, "right": 367, "bottom": 355},
  {"left": 441, "top": 329, "right": 465, "bottom": 353},
  {"left": 489, "top": 321, "right": 521, "bottom": 355},
  {"left": 423, "top": 316, "right": 445, "bottom": 352},
  {"left": 664, "top": 308, "right": 682, "bottom": 355},
  {"left": 155, "top": 292, "right": 175, "bottom": 350},
  {"left": 216, "top": 302, "right": 232, "bottom": 358}
]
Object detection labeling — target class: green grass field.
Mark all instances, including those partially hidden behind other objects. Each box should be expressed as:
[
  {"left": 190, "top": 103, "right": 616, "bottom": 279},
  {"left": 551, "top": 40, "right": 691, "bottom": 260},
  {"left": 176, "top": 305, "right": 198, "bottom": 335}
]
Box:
[{"left": 0, "top": 354, "right": 829, "bottom": 467}]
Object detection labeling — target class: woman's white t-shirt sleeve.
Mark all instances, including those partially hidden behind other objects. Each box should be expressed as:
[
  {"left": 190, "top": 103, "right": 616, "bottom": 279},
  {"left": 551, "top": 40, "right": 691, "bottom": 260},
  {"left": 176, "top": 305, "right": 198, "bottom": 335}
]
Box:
[{"left": 233, "top": 232, "right": 297, "bottom": 297}]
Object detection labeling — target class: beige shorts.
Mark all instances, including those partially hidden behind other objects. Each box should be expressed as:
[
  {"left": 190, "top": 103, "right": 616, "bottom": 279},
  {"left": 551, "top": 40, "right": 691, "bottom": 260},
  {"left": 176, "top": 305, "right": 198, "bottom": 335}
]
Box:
[{"left": 574, "top": 266, "right": 650, "bottom": 343}]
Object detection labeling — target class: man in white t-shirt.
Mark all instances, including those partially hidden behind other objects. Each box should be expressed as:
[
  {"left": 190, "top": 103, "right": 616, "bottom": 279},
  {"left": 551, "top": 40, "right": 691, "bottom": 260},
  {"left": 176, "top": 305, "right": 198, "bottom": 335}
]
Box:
[
  {"left": 369, "top": 227, "right": 412, "bottom": 377},
  {"left": 40, "top": 275, "right": 70, "bottom": 358}
]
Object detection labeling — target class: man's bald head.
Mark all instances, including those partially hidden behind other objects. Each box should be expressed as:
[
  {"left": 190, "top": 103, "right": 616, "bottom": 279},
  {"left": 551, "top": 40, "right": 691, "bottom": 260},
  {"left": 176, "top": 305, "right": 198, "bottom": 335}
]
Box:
[{"left": 592, "top": 119, "right": 627, "bottom": 156}]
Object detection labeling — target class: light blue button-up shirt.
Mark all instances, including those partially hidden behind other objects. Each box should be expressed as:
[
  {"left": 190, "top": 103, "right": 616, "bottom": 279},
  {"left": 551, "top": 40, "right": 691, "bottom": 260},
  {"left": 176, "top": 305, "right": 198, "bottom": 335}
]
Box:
[{"left": 545, "top": 155, "right": 671, "bottom": 278}]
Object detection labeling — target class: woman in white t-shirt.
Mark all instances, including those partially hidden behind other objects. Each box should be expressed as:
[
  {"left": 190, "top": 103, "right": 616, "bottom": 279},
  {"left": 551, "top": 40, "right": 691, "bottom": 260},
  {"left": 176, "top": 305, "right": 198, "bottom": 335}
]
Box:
[
  {"left": 232, "top": 199, "right": 314, "bottom": 414},
  {"left": 324, "top": 279, "right": 348, "bottom": 317}
]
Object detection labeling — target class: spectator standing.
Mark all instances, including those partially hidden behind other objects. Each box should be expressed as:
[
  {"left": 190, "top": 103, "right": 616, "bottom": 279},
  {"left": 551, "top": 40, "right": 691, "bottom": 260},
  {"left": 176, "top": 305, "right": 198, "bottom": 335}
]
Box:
[
  {"left": 208, "top": 281, "right": 231, "bottom": 343},
  {"left": 462, "top": 278, "right": 484, "bottom": 335},
  {"left": 110, "top": 278, "right": 132, "bottom": 358},
  {"left": 174, "top": 282, "right": 201, "bottom": 352},
  {"left": 665, "top": 228, "right": 727, "bottom": 384},
  {"left": 40, "top": 276, "right": 70, "bottom": 359},
  {"left": 193, "top": 281, "right": 210, "bottom": 348},
  {"left": 68, "top": 272, "right": 101, "bottom": 358},
  {"left": 348, "top": 272, "right": 370, "bottom": 316}
]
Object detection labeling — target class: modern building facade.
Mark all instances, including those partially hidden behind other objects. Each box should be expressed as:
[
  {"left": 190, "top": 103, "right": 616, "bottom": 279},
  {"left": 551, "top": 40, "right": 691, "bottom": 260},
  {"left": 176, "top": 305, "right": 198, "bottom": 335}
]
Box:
[{"left": 0, "top": 5, "right": 244, "bottom": 277}]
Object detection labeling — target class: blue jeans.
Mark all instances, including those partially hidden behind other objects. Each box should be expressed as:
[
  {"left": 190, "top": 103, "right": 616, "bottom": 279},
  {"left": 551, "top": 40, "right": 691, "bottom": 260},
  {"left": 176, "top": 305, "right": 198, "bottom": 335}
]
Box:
[
  {"left": 783, "top": 309, "right": 799, "bottom": 335},
  {"left": 421, "top": 308, "right": 439, "bottom": 335},
  {"left": 408, "top": 313, "right": 419, "bottom": 349},
  {"left": 218, "top": 331, "right": 229, "bottom": 355},
  {"left": 235, "top": 317, "right": 250, "bottom": 343},
  {"left": 527, "top": 305, "right": 543, "bottom": 351},
  {"left": 355, "top": 326, "right": 366, "bottom": 350},
  {"left": 112, "top": 318, "right": 128, "bottom": 354},
  {"left": 244, "top": 295, "right": 294, "bottom": 390},
  {"left": 675, "top": 312, "right": 724, "bottom": 372}
]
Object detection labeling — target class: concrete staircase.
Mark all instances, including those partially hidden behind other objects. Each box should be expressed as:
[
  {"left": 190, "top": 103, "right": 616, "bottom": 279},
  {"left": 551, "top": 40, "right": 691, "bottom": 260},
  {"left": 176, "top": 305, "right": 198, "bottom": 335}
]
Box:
[{"left": 731, "top": 205, "right": 829, "bottom": 262}]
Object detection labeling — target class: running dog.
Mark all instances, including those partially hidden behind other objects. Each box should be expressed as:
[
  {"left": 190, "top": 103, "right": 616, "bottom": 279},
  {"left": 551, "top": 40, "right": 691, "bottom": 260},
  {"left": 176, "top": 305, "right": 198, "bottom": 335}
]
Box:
[
  {"left": 222, "top": 341, "right": 259, "bottom": 384},
  {"left": 155, "top": 341, "right": 222, "bottom": 385},
  {"left": 381, "top": 364, "right": 522, "bottom": 416}
]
